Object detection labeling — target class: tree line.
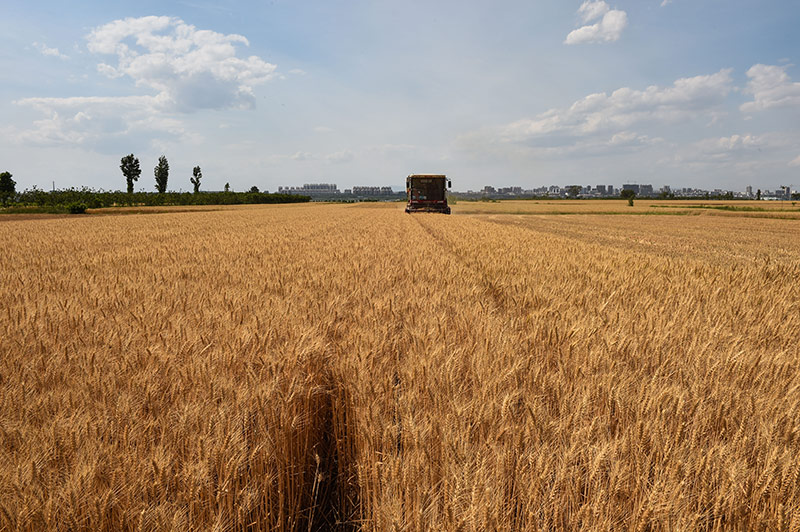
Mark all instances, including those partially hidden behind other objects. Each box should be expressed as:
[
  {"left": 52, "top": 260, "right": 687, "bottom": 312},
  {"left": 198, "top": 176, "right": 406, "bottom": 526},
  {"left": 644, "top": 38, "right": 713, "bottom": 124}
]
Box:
[
  {"left": 120, "top": 153, "right": 211, "bottom": 195},
  {"left": 0, "top": 155, "right": 311, "bottom": 213}
]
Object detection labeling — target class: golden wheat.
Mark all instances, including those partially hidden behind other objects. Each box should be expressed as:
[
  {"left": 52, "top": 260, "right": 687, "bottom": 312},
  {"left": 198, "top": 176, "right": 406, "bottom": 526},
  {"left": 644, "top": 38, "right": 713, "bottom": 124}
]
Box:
[{"left": 1, "top": 202, "right": 798, "bottom": 531}]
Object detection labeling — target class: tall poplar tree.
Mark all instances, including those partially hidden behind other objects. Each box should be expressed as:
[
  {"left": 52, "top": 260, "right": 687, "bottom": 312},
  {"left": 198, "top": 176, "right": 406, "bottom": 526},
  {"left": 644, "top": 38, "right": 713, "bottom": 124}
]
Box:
[
  {"left": 154, "top": 156, "right": 169, "bottom": 193},
  {"left": 190, "top": 166, "right": 202, "bottom": 193}
]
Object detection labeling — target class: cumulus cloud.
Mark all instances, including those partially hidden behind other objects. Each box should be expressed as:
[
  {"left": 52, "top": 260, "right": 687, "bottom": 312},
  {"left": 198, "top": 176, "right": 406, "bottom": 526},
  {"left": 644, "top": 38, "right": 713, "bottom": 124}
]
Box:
[
  {"left": 608, "top": 131, "right": 653, "bottom": 147},
  {"left": 12, "top": 95, "right": 186, "bottom": 147},
  {"left": 741, "top": 64, "right": 800, "bottom": 112},
  {"left": 457, "top": 69, "right": 733, "bottom": 159},
  {"left": 566, "top": 1, "right": 628, "bottom": 45},
  {"left": 481, "top": 69, "right": 732, "bottom": 142},
  {"left": 33, "top": 41, "right": 69, "bottom": 59},
  {"left": 87, "top": 16, "right": 276, "bottom": 112},
  {"left": 689, "top": 134, "right": 766, "bottom": 160},
  {"left": 14, "top": 16, "right": 277, "bottom": 147},
  {"left": 577, "top": 0, "right": 610, "bottom": 23},
  {"left": 458, "top": 129, "right": 659, "bottom": 162},
  {"left": 665, "top": 132, "right": 800, "bottom": 171}
]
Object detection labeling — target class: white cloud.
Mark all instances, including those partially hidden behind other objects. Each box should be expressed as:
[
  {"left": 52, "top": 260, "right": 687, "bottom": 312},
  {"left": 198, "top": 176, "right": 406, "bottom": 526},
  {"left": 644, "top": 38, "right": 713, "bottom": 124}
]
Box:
[
  {"left": 665, "top": 132, "right": 800, "bottom": 171},
  {"left": 578, "top": 1, "right": 609, "bottom": 23},
  {"left": 291, "top": 151, "right": 315, "bottom": 161},
  {"left": 325, "top": 150, "right": 354, "bottom": 163},
  {"left": 12, "top": 95, "right": 187, "bottom": 147},
  {"left": 469, "top": 69, "right": 733, "bottom": 145},
  {"left": 790, "top": 155, "right": 800, "bottom": 167},
  {"left": 690, "top": 134, "right": 766, "bottom": 160},
  {"left": 457, "top": 128, "right": 660, "bottom": 162},
  {"left": 741, "top": 64, "right": 800, "bottom": 112},
  {"left": 289, "top": 68, "right": 307, "bottom": 75},
  {"left": 14, "top": 17, "right": 277, "bottom": 148},
  {"left": 661, "top": 0, "right": 672, "bottom": 6},
  {"left": 87, "top": 16, "right": 276, "bottom": 112},
  {"left": 313, "top": 126, "right": 334, "bottom": 133},
  {"left": 566, "top": 2, "right": 628, "bottom": 45},
  {"left": 33, "top": 41, "right": 68, "bottom": 59},
  {"left": 609, "top": 131, "right": 649, "bottom": 146}
]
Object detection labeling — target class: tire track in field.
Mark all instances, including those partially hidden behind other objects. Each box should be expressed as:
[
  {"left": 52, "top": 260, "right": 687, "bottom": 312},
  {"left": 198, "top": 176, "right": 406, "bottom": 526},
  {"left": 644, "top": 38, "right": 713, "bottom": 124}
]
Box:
[{"left": 411, "top": 215, "right": 511, "bottom": 313}]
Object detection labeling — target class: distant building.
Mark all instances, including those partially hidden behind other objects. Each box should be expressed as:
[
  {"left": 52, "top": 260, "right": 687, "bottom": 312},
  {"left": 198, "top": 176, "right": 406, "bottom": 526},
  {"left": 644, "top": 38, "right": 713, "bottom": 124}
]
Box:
[
  {"left": 497, "top": 186, "right": 523, "bottom": 195},
  {"left": 596, "top": 185, "right": 607, "bottom": 195},
  {"left": 622, "top": 184, "right": 640, "bottom": 195},
  {"left": 746, "top": 185, "right": 753, "bottom": 198},
  {"left": 352, "top": 186, "right": 395, "bottom": 195},
  {"left": 640, "top": 184, "right": 654, "bottom": 196},
  {"left": 278, "top": 183, "right": 339, "bottom": 195}
]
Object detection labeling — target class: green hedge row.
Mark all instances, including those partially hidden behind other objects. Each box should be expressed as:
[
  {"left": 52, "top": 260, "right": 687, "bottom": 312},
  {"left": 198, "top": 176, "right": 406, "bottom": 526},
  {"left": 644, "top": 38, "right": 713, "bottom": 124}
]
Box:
[{"left": 7, "top": 188, "right": 311, "bottom": 209}]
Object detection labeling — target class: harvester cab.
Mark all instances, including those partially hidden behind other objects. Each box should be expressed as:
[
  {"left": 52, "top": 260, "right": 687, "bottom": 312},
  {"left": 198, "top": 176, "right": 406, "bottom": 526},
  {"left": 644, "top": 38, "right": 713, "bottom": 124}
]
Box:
[{"left": 405, "top": 174, "right": 451, "bottom": 214}]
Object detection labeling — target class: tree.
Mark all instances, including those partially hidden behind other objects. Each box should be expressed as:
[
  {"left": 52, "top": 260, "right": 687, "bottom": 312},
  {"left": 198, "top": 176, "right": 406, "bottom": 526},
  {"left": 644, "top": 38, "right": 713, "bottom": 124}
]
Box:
[
  {"left": 120, "top": 154, "right": 141, "bottom": 194},
  {"left": 756, "top": 189, "right": 761, "bottom": 201},
  {"left": 620, "top": 189, "right": 636, "bottom": 206},
  {"left": 154, "top": 156, "right": 169, "bottom": 193},
  {"left": 249, "top": 185, "right": 260, "bottom": 193},
  {"left": 224, "top": 182, "right": 231, "bottom": 193},
  {"left": 0, "top": 171, "right": 16, "bottom": 205},
  {"left": 190, "top": 166, "right": 202, "bottom": 193},
  {"left": 791, "top": 192, "right": 799, "bottom": 201},
  {"left": 566, "top": 185, "right": 581, "bottom": 198}
]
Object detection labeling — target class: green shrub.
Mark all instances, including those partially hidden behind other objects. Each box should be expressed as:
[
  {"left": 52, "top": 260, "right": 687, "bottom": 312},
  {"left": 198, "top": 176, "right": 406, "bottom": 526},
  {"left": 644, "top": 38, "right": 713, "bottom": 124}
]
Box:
[{"left": 67, "top": 203, "right": 88, "bottom": 214}]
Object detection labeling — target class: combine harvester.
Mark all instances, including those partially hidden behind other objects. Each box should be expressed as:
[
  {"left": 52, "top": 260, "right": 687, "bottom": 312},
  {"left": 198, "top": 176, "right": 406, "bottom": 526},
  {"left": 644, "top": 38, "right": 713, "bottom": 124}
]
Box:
[{"left": 405, "top": 174, "right": 452, "bottom": 214}]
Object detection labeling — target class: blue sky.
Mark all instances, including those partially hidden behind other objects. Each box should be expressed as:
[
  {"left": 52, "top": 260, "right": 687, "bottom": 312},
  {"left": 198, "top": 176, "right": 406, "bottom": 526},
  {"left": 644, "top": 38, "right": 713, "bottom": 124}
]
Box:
[{"left": 2, "top": 0, "right": 800, "bottom": 192}]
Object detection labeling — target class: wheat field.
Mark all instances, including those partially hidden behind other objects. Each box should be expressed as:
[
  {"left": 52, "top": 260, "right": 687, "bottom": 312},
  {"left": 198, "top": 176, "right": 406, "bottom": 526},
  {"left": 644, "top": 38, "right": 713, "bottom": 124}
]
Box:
[{"left": 1, "top": 202, "right": 799, "bottom": 531}]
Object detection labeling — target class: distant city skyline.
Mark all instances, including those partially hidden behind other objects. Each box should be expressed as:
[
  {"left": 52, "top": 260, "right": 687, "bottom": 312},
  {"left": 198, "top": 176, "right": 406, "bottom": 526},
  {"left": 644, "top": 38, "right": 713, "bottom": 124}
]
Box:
[
  {"left": 2, "top": 1, "right": 800, "bottom": 193},
  {"left": 269, "top": 181, "right": 795, "bottom": 199}
]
